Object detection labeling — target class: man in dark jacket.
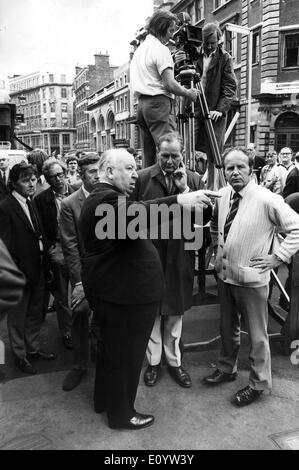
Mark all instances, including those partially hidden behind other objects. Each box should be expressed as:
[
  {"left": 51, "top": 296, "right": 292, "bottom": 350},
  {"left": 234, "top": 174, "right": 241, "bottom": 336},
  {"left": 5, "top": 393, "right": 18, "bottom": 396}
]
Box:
[
  {"left": 35, "top": 158, "right": 75, "bottom": 349},
  {"left": 132, "top": 132, "right": 211, "bottom": 388},
  {"left": 0, "top": 163, "right": 55, "bottom": 374},
  {"left": 283, "top": 153, "right": 299, "bottom": 198},
  {"left": 0, "top": 155, "right": 10, "bottom": 201},
  {"left": 79, "top": 148, "right": 218, "bottom": 430}
]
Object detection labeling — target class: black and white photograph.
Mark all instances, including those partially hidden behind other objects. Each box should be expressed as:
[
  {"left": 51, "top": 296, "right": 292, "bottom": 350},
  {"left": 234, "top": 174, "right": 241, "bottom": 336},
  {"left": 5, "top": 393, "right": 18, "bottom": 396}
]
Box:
[{"left": 0, "top": 0, "right": 299, "bottom": 453}]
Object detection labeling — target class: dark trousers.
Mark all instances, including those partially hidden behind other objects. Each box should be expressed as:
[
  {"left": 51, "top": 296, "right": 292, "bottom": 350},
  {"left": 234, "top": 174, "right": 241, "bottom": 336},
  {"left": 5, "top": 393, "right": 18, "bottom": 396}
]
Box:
[
  {"left": 137, "top": 95, "right": 177, "bottom": 168},
  {"left": 195, "top": 114, "right": 227, "bottom": 189},
  {"left": 7, "top": 272, "right": 45, "bottom": 359},
  {"left": 71, "top": 300, "right": 90, "bottom": 369},
  {"left": 90, "top": 297, "right": 157, "bottom": 428}
]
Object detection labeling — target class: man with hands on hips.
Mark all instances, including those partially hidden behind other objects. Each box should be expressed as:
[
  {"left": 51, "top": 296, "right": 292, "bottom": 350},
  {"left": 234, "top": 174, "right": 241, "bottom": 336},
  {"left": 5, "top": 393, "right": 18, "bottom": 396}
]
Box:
[{"left": 203, "top": 147, "right": 299, "bottom": 407}]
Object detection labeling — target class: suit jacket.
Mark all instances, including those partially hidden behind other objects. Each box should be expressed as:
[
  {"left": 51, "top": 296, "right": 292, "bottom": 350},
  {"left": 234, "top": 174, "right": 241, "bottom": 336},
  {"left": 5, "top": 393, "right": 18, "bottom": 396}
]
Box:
[
  {"left": 79, "top": 182, "right": 178, "bottom": 305},
  {"left": 0, "top": 238, "right": 25, "bottom": 317},
  {"left": 0, "top": 170, "right": 10, "bottom": 202},
  {"left": 131, "top": 164, "right": 211, "bottom": 315},
  {"left": 0, "top": 194, "right": 47, "bottom": 287},
  {"left": 283, "top": 167, "right": 299, "bottom": 199},
  {"left": 34, "top": 184, "right": 76, "bottom": 245},
  {"left": 195, "top": 47, "right": 237, "bottom": 115},
  {"left": 59, "top": 186, "right": 86, "bottom": 287}
]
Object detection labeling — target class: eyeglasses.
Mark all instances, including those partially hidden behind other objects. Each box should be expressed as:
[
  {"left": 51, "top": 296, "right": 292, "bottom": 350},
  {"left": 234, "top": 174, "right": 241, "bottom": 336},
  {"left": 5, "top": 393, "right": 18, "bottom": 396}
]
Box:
[
  {"left": 280, "top": 152, "right": 291, "bottom": 155},
  {"left": 49, "top": 172, "right": 65, "bottom": 180}
]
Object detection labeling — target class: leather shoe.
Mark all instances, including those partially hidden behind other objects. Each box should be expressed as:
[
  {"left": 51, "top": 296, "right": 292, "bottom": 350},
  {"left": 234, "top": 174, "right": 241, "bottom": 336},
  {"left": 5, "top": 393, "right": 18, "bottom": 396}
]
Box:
[
  {"left": 27, "top": 350, "right": 56, "bottom": 360},
  {"left": 62, "top": 334, "right": 73, "bottom": 350},
  {"left": 143, "top": 365, "right": 160, "bottom": 386},
  {"left": 110, "top": 413, "right": 155, "bottom": 430},
  {"left": 167, "top": 365, "right": 192, "bottom": 388},
  {"left": 62, "top": 368, "right": 87, "bottom": 391},
  {"left": 15, "top": 358, "right": 37, "bottom": 375},
  {"left": 233, "top": 386, "right": 263, "bottom": 407},
  {"left": 203, "top": 368, "right": 237, "bottom": 385}
]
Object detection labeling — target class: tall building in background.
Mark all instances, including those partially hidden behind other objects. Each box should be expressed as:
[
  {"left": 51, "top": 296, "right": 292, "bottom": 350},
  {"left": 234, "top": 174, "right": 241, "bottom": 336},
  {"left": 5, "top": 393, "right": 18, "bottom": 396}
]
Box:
[
  {"left": 73, "top": 53, "right": 117, "bottom": 151},
  {"left": 9, "top": 71, "right": 75, "bottom": 155}
]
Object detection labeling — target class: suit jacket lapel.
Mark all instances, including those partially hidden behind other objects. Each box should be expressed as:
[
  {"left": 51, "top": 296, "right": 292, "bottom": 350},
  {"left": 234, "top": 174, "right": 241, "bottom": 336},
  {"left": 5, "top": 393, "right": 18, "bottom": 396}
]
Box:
[
  {"left": 9, "top": 194, "right": 35, "bottom": 233},
  {"left": 151, "top": 164, "right": 168, "bottom": 193}
]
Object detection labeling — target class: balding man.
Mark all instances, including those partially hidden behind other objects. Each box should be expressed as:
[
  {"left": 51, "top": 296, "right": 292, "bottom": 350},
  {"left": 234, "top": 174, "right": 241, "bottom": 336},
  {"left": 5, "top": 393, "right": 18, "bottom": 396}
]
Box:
[
  {"left": 79, "top": 148, "right": 218, "bottom": 430},
  {"left": 203, "top": 147, "right": 299, "bottom": 407}
]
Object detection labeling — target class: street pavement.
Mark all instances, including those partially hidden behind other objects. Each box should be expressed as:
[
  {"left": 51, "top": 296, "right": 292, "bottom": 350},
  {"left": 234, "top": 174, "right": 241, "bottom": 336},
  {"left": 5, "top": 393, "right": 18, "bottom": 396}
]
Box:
[{"left": 0, "top": 269, "right": 299, "bottom": 450}]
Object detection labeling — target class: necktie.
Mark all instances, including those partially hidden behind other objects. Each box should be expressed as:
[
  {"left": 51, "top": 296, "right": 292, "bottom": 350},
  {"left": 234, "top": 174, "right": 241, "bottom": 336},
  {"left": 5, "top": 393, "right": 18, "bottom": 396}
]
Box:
[
  {"left": 1, "top": 171, "right": 6, "bottom": 185},
  {"left": 165, "top": 175, "right": 173, "bottom": 193},
  {"left": 26, "top": 199, "right": 42, "bottom": 238},
  {"left": 223, "top": 192, "right": 241, "bottom": 242}
]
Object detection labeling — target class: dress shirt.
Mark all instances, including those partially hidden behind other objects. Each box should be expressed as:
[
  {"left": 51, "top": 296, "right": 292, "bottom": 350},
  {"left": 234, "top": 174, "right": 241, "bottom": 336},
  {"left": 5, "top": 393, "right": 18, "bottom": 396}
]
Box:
[
  {"left": 81, "top": 185, "right": 90, "bottom": 199},
  {"left": 12, "top": 190, "right": 43, "bottom": 251},
  {"left": 200, "top": 48, "right": 215, "bottom": 91}
]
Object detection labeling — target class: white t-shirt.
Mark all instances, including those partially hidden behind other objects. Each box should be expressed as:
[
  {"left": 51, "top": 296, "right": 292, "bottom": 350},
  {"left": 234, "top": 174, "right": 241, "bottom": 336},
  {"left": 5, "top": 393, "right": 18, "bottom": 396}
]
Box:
[{"left": 130, "top": 34, "right": 174, "bottom": 99}]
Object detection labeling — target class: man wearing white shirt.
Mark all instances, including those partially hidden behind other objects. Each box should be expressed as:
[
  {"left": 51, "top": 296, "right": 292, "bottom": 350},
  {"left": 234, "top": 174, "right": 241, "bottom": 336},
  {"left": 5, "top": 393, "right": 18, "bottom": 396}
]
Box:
[
  {"left": 0, "top": 162, "right": 55, "bottom": 374},
  {"left": 131, "top": 9, "right": 198, "bottom": 168},
  {"left": 60, "top": 155, "right": 101, "bottom": 391},
  {"left": 203, "top": 147, "right": 299, "bottom": 407}
]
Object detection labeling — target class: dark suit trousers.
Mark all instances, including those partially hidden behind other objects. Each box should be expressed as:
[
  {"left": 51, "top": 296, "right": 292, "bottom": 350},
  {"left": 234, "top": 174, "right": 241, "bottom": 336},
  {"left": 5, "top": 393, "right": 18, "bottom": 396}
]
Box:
[
  {"left": 7, "top": 272, "right": 45, "bottom": 359},
  {"left": 72, "top": 301, "right": 90, "bottom": 369},
  {"left": 137, "top": 95, "right": 177, "bottom": 168},
  {"left": 90, "top": 298, "right": 157, "bottom": 428}
]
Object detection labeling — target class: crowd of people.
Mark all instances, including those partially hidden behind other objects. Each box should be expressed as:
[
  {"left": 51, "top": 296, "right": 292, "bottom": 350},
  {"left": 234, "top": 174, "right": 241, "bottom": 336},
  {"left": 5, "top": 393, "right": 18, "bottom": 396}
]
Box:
[{"left": 1, "top": 9, "right": 299, "bottom": 432}]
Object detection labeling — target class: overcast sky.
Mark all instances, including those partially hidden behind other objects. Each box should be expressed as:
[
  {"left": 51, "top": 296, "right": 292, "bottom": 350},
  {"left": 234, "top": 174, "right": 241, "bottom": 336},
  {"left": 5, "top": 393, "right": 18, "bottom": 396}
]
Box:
[{"left": 0, "top": 0, "right": 154, "bottom": 79}]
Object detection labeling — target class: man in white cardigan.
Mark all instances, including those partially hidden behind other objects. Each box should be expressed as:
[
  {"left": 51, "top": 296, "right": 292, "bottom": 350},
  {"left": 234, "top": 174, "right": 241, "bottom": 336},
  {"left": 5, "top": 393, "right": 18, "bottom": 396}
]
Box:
[{"left": 203, "top": 147, "right": 299, "bottom": 406}]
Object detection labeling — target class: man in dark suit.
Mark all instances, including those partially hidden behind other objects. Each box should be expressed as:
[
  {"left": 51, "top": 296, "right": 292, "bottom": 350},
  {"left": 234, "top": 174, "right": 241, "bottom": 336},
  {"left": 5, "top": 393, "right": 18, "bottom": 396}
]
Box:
[
  {"left": 0, "top": 163, "right": 55, "bottom": 374},
  {"left": 79, "top": 148, "right": 218, "bottom": 430},
  {"left": 246, "top": 143, "right": 265, "bottom": 183},
  {"left": 283, "top": 153, "right": 299, "bottom": 198},
  {"left": 0, "top": 155, "right": 10, "bottom": 201},
  {"left": 35, "top": 158, "right": 75, "bottom": 349},
  {"left": 132, "top": 132, "right": 211, "bottom": 388},
  {"left": 60, "top": 155, "right": 101, "bottom": 391}
]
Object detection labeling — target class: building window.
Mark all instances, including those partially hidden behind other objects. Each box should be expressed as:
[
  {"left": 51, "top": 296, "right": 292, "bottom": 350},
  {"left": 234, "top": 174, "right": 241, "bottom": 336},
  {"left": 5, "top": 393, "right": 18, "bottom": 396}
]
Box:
[
  {"left": 124, "top": 74, "right": 127, "bottom": 83},
  {"left": 61, "top": 103, "right": 68, "bottom": 113},
  {"left": 124, "top": 94, "right": 128, "bottom": 110},
  {"left": 50, "top": 134, "right": 59, "bottom": 145},
  {"left": 116, "top": 98, "right": 119, "bottom": 113},
  {"left": 283, "top": 32, "right": 299, "bottom": 68},
  {"left": 214, "top": 0, "right": 230, "bottom": 9},
  {"left": 62, "top": 134, "right": 70, "bottom": 145},
  {"left": 62, "top": 118, "right": 68, "bottom": 127},
  {"left": 195, "top": 0, "right": 204, "bottom": 22},
  {"left": 50, "top": 118, "right": 56, "bottom": 127},
  {"left": 61, "top": 88, "right": 67, "bottom": 98},
  {"left": 44, "top": 118, "right": 47, "bottom": 127},
  {"left": 42, "top": 89, "right": 46, "bottom": 99},
  {"left": 50, "top": 102, "right": 55, "bottom": 113},
  {"left": 61, "top": 74, "right": 66, "bottom": 83},
  {"left": 49, "top": 88, "right": 55, "bottom": 99},
  {"left": 43, "top": 103, "right": 47, "bottom": 113},
  {"left": 49, "top": 74, "right": 54, "bottom": 83},
  {"left": 225, "top": 30, "right": 238, "bottom": 62},
  {"left": 115, "top": 80, "right": 118, "bottom": 88},
  {"left": 120, "top": 77, "right": 122, "bottom": 88},
  {"left": 252, "top": 30, "right": 260, "bottom": 65},
  {"left": 120, "top": 97, "right": 123, "bottom": 111}
]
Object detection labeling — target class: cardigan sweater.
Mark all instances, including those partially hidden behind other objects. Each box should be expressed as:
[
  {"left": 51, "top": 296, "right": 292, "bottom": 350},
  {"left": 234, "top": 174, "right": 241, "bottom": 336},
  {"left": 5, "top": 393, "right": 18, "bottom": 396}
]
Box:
[{"left": 210, "top": 180, "right": 299, "bottom": 287}]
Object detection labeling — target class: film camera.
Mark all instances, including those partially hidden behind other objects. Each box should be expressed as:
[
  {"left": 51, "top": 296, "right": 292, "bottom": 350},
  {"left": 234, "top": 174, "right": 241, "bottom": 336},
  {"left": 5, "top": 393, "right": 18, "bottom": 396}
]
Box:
[{"left": 173, "top": 12, "right": 202, "bottom": 69}]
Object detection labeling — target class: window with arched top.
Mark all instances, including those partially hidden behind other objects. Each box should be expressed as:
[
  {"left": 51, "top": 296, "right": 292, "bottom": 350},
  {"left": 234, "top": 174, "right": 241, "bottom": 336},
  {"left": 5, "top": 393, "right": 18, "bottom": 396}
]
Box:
[
  {"left": 275, "top": 112, "right": 299, "bottom": 153},
  {"left": 98, "top": 115, "right": 105, "bottom": 131}
]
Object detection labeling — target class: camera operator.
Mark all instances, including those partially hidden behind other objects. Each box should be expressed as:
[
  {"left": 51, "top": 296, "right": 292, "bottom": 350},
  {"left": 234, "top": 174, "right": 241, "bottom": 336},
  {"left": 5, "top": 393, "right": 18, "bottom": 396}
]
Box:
[
  {"left": 175, "top": 22, "right": 237, "bottom": 188},
  {"left": 130, "top": 9, "right": 199, "bottom": 168}
]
